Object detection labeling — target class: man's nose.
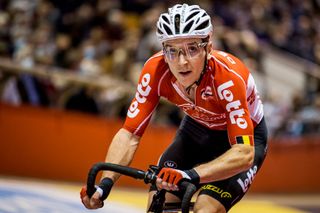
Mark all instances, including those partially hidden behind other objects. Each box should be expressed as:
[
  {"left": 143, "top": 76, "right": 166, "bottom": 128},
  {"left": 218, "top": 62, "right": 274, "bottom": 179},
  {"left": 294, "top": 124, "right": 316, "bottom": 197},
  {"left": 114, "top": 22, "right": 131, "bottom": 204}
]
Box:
[{"left": 178, "top": 51, "right": 188, "bottom": 65}]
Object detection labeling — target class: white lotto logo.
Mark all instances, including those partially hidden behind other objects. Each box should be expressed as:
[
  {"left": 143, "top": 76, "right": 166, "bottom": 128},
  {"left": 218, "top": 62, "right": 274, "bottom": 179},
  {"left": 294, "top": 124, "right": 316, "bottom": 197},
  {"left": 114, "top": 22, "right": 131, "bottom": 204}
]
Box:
[
  {"left": 217, "top": 80, "right": 247, "bottom": 129},
  {"left": 127, "top": 73, "right": 152, "bottom": 118},
  {"left": 237, "top": 165, "right": 258, "bottom": 193}
]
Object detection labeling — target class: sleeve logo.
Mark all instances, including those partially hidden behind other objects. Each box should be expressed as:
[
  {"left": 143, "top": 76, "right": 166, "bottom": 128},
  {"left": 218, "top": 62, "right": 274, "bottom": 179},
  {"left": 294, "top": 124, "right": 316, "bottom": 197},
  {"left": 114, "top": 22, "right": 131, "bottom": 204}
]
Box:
[
  {"left": 217, "top": 80, "right": 247, "bottom": 129},
  {"left": 127, "top": 73, "right": 152, "bottom": 118}
]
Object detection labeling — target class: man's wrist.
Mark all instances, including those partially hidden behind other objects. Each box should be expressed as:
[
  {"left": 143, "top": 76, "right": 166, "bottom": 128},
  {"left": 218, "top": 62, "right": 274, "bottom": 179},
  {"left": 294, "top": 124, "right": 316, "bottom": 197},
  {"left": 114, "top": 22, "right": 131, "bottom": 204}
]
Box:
[{"left": 185, "top": 168, "right": 200, "bottom": 184}]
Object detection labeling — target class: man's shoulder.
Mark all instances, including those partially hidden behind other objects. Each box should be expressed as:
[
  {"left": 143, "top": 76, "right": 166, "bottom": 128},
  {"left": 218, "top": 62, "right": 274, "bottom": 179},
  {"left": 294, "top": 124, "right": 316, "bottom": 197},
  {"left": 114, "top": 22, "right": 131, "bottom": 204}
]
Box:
[
  {"left": 209, "top": 50, "right": 249, "bottom": 82},
  {"left": 142, "top": 51, "right": 169, "bottom": 78},
  {"left": 144, "top": 51, "right": 166, "bottom": 68},
  {"left": 210, "top": 50, "right": 243, "bottom": 67}
]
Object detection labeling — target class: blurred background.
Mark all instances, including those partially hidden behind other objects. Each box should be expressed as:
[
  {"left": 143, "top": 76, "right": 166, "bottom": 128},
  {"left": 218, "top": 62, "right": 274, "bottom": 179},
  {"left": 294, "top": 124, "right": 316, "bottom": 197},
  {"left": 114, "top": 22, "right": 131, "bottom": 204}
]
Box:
[{"left": 0, "top": 0, "right": 319, "bottom": 212}]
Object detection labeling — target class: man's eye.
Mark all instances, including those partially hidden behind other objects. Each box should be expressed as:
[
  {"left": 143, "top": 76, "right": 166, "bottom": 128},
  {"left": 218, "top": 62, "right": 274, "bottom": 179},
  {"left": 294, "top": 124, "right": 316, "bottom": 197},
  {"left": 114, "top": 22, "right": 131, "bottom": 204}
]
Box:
[
  {"left": 168, "top": 48, "right": 178, "bottom": 54},
  {"left": 187, "top": 45, "right": 198, "bottom": 53}
]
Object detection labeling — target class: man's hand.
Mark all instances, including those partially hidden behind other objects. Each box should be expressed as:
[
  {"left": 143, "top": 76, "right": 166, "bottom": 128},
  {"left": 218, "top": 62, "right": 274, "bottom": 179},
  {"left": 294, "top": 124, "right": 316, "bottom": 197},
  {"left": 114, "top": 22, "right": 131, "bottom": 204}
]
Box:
[
  {"left": 80, "top": 186, "right": 104, "bottom": 209},
  {"left": 156, "top": 168, "right": 199, "bottom": 191},
  {"left": 80, "top": 177, "right": 114, "bottom": 209}
]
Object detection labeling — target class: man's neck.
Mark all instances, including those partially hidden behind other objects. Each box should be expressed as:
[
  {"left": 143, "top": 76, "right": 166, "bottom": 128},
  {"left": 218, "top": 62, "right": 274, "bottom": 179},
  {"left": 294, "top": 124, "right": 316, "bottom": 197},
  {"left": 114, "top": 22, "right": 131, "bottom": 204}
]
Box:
[{"left": 186, "top": 84, "right": 197, "bottom": 102}]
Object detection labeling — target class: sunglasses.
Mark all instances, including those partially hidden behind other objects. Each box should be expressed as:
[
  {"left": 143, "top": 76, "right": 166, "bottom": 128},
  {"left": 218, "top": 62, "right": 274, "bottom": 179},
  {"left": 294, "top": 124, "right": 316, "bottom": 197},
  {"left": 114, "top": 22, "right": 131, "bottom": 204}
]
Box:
[{"left": 163, "top": 42, "right": 207, "bottom": 61}]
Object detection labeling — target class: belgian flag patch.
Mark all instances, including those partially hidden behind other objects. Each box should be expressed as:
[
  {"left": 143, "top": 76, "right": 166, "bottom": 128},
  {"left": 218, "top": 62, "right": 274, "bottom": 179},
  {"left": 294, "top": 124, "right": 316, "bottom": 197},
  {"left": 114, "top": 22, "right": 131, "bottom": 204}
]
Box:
[{"left": 236, "top": 135, "right": 254, "bottom": 146}]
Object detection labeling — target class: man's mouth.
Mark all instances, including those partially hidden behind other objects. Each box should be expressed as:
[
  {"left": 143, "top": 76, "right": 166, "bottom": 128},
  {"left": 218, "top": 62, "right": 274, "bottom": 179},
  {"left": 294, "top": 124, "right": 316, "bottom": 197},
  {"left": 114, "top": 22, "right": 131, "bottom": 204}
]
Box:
[{"left": 179, "top": 70, "right": 192, "bottom": 76}]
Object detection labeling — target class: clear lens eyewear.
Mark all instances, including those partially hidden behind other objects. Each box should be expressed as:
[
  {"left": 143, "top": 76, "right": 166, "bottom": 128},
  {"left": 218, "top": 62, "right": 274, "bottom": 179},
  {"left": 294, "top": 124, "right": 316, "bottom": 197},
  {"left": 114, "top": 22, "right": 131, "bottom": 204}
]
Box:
[{"left": 164, "top": 42, "right": 207, "bottom": 61}]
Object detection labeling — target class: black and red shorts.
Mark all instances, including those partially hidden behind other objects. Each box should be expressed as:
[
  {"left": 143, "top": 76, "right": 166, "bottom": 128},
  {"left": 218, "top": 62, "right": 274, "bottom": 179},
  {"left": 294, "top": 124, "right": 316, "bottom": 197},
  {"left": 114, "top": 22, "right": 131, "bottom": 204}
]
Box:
[{"left": 150, "top": 116, "right": 268, "bottom": 211}]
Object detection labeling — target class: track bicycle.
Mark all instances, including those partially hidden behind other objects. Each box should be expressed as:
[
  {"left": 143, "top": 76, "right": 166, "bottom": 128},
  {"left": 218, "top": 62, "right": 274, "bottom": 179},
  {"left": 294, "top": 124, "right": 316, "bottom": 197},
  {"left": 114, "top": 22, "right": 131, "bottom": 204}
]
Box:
[{"left": 86, "top": 162, "right": 197, "bottom": 213}]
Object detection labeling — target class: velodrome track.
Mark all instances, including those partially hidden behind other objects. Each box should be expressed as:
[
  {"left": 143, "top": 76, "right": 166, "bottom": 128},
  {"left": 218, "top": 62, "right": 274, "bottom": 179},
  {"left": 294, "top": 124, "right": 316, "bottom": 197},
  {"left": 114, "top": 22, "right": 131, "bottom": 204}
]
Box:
[{"left": 1, "top": 177, "right": 319, "bottom": 213}]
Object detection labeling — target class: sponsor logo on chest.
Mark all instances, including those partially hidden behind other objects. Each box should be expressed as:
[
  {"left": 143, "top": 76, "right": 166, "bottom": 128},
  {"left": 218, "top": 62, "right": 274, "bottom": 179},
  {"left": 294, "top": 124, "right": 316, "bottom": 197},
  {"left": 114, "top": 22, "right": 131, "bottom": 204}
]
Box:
[
  {"left": 200, "top": 86, "right": 214, "bottom": 100},
  {"left": 179, "top": 103, "right": 226, "bottom": 122}
]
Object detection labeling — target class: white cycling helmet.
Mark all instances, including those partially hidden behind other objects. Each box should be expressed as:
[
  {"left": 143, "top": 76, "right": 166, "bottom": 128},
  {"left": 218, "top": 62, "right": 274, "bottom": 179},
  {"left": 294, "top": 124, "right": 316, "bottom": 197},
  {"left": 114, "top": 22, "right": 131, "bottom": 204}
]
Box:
[{"left": 156, "top": 4, "right": 212, "bottom": 43}]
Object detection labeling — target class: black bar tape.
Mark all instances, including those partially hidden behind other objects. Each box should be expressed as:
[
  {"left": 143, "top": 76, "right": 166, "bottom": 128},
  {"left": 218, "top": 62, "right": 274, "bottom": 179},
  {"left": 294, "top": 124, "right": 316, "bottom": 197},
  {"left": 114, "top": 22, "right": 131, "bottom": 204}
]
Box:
[
  {"left": 185, "top": 168, "right": 200, "bottom": 185},
  {"left": 98, "top": 177, "right": 114, "bottom": 201}
]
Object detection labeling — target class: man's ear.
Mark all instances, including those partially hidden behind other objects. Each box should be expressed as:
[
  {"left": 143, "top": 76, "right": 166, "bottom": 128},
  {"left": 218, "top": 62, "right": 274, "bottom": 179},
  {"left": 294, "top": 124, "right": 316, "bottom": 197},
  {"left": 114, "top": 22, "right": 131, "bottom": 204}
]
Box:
[
  {"left": 206, "top": 39, "right": 214, "bottom": 58},
  {"left": 163, "top": 51, "right": 168, "bottom": 63},
  {"left": 162, "top": 43, "right": 168, "bottom": 63},
  {"left": 206, "top": 41, "right": 213, "bottom": 52},
  {"left": 206, "top": 42, "right": 213, "bottom": 60},
  {"left": 206, "top": 32, "right": 214, "bottom": 54}
]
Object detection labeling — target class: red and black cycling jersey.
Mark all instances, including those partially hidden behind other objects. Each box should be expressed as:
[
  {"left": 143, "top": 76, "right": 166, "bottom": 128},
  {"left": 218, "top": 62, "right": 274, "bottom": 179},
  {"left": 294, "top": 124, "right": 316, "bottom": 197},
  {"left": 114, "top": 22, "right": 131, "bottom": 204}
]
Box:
[{"left": 123, "top": 50, "right": 264, "bottom": 146}]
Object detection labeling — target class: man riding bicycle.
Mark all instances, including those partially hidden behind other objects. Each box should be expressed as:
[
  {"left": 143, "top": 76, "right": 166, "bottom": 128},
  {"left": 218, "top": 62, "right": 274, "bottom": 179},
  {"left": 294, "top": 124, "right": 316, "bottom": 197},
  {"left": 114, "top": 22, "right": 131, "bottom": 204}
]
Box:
[{"left": 81, "top": 3, "right": 268, "bottom": 213}]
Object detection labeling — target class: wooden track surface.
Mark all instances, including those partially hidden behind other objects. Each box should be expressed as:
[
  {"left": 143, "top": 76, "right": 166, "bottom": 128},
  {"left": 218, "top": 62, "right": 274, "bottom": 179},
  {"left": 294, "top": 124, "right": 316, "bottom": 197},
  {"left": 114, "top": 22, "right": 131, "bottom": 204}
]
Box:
[{"left": 1, "top": 177, "right": 319, "bottom": 213}]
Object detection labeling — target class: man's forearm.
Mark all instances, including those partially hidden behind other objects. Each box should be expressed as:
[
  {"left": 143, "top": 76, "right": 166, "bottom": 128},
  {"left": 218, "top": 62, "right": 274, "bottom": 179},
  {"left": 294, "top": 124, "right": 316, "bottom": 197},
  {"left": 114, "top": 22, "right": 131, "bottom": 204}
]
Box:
[
  {"left": 195, "top": 144, "right": 254, "bottom": 183},
  {"left": 102, "top": 128, "right": 140, "bottom": 182}
]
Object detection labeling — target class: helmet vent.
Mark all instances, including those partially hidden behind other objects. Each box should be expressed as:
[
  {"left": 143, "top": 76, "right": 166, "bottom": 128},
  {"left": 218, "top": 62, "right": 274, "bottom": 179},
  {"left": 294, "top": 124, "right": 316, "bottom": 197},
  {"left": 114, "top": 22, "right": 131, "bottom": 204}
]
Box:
[
  {"left": 164, "top": 24, "right": 173, "bottom": 35},
  {"left": 183, "top": 21, "right": 194, "bottom": 33},
  {"left": 185, "top": 11, "right": 198, "bottom": 22},
  {"left": 162, "top": 15, "right": 170, "bottom": 24},
  {"left": 174, "top": 14, "right": 180, "bottom": 34},
  {"left": 195, "top": 20, "right": 209, "bottom": 31}
]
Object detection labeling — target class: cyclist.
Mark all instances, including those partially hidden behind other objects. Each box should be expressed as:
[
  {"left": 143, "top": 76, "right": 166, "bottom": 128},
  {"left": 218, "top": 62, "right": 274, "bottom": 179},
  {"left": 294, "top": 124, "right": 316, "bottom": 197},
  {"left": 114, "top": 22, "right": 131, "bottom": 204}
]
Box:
[{"left": 81, "top": 3, "right": 268, "bottom": 213}]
